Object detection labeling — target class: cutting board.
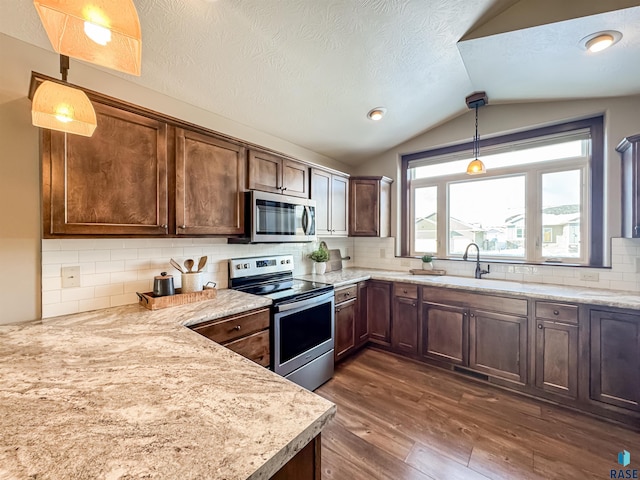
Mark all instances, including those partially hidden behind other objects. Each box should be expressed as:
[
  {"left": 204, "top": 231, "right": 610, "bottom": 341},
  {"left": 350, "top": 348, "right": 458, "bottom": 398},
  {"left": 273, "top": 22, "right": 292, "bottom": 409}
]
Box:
[{"left": 325, "top": 249, "right": 343, "bottom": 272}]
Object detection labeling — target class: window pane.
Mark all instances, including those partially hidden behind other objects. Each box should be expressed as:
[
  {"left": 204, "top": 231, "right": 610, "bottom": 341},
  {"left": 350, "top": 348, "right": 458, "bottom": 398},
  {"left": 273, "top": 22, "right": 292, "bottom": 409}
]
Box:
[
  {"left": 449, "top": 176, "right": 526, "bottom": 257},
  {"left": 414, "top": 139, "right": 586, "bottom": 179},
  {"left": 541, "top": 170, "right": 581, "bottom": 258},
  {"left": 414, "top": 186, "right": 437, "bottom": 253}
]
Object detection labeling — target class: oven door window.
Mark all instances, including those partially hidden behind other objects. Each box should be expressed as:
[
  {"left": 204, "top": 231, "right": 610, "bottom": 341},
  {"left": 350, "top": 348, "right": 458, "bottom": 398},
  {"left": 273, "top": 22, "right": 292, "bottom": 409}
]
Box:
[
  {"left": 279, "top": 301, "right": 332, "bottom": 363},
  {"left": 256, "top": 199, "right": 306, "bottom": 236}
]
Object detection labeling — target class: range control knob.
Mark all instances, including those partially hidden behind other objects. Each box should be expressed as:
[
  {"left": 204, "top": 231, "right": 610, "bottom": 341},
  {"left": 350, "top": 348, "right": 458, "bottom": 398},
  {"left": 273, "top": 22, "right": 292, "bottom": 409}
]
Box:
[
  {"left": 236, "top": 264, "right": 242, "bottom": 269},
  {"left": 244, "top": 263, "right": 249, "bottom": 268}
]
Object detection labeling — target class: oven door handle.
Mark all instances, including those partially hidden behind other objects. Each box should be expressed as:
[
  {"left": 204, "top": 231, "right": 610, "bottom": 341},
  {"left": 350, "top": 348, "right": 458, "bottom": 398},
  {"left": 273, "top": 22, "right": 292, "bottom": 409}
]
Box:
[{"left": 275, "top": 291, "right": 334, "bottom": 313}]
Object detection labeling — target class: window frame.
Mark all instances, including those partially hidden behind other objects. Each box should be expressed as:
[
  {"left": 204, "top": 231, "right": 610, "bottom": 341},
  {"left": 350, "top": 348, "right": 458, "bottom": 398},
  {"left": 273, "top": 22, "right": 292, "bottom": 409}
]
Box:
[{"left": 400, "top": 116, "right": 604, "bottom": 266}]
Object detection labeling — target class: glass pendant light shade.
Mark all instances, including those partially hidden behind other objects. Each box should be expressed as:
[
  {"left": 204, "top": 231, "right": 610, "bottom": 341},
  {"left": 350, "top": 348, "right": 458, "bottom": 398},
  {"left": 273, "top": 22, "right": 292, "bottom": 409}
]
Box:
[
  {"left": 466, "top": 158, "right": 486, "bottom": 175},
  {"left": 32, "top": 80, "right": 97, "bottom": 137},
  {"left": 33, "top": 0, "right": 142, "bottom": 76}
]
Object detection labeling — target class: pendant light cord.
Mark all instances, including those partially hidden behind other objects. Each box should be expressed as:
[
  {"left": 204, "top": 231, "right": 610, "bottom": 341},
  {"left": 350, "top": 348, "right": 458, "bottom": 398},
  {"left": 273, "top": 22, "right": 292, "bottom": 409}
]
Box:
[
  {"left": 60, "top": 54, "right": 69, "bottom": 82},
  {"left": 474, "top": 104, "right": 479, "bottom": 159}
]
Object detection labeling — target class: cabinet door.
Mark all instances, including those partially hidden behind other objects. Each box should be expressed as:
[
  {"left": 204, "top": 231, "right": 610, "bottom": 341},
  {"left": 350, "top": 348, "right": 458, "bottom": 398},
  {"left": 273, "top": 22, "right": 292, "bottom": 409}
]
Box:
[
  {"left": 46, "top": 103, "right": 168, "bottom": 235},
  {"left": 392, "top": 296, "right": 418, "bottom": 354},
  {"left": 367, "top": 281, "right": 391, "bottom": 346},
  {"left": 469, "top": 309, "right": 527, "bottom": 385},
  {"left": 349, "top": 178, "right": 379, "bottom": 236},
  {"left": 224, "top": 330, "right": 270, "bottom": 367},
  {"left": 248, "top": 149, "right": 282, "bottom": 194},
  {"left": 590, "top": 310, "right": 640, "bottom": 411},
  {"left": 422, "top": 302, "right": 468, "bottom": 366},
  {"left": 330, "top": 174, "right": 349, "bottom": 236},
  {"left": 618, "top": 134, "right": 640, "bottom": 238},
  {"left": 355, "top": 281, "right": 369, "bottom": 347},
  {"left": 175, "top": 129, "right": 246, "bottom": 235},
  {"left": 535, "top": 320, "right": 578, "bottom": 399},
  {"left": 282, "top": 158, "right": 309, "bottom": 198},
  {"left": 310, "top": 168, "right": 331, "bottom": 235},
  {"left": 335, "top": 298, "right": 356, "bottom": 362}
]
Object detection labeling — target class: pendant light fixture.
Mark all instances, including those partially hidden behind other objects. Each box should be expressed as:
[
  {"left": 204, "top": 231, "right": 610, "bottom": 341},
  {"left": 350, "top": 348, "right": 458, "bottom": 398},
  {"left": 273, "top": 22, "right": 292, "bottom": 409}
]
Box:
[
  {"left": 465, "top": 91, "right": 488, "bottom": 175},
  {"left": 31, "top": 55, "right": 97, "bottom": 137},
  {"left": 33, "top": 0, "right": 142, "bottom": 76}
]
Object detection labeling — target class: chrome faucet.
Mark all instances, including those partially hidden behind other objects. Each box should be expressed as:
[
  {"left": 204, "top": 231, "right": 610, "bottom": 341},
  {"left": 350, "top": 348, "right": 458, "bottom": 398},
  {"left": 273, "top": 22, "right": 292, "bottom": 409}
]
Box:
[{"left": 462, "top": 242, "right": 490, "bottom": 279}]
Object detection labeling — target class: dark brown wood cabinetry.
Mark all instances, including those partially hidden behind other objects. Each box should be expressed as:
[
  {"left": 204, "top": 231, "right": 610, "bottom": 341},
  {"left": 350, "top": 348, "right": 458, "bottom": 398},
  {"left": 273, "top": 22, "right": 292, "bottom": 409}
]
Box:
[
  {"left": 190, "top": 308, "right": 270, "bottom": 367},
  {"left": 43, "top": 102, "right": 169, "bottom": 236},
  {"left": 248, "top": 149, "right": 309, "bottom": 198},
  {"left": 590, "top": 309, "right": 640, "bottom": 411},
  {"left": 175, "top": 128, "right": 246, "bottom": 235},
  {"left": 310, "top": 168, "right": 349, "bottom": 236},
  {"left": 421, "top": 302, "right": 468, "bottom": 366},
  {"left": 617, "top": 133, "right": 640, "bottom": 238},
  {"left": 334, "top": 285, "right": 357, "bottom": 362},
  {"left": 355, "top": 281, "right": 369, "bottom": 347},
  {"left": 534, "top": 301, "right": 578, "bottom": 399},
  {"left": 469, "top": 309, "right": 528, "bottom": 385},
  {"left": 367, "top": 280, "right": 392, "bottom": 346},
  {"left": 349, "top": 176, "right": 392, "bottom": 237},
  {"left": 391, "top": 283, "right": 419, "bottom": 354}
]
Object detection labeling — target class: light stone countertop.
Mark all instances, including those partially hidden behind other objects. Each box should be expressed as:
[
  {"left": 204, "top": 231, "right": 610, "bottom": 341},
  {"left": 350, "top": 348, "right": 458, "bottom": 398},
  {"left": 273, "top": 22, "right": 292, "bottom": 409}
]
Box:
[
  {"left": 299, "top": 268, "right": 640, "bottom": 310},
  {"left": 0, "top": 289, "right": 336, "bottom": 480}
]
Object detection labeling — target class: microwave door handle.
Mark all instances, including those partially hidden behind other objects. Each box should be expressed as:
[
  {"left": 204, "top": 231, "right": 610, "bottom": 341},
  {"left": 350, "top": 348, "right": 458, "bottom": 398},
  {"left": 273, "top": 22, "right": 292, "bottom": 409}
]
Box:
[{"left": 302, "top": 206, "right": 309, "bottom": 234}]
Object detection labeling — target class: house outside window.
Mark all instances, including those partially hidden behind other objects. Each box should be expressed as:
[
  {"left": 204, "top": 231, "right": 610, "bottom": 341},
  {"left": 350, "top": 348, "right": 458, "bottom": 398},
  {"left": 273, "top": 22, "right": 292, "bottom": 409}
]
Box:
[{"left": 400, "top": 117, "right": 604, "bottom": 266}]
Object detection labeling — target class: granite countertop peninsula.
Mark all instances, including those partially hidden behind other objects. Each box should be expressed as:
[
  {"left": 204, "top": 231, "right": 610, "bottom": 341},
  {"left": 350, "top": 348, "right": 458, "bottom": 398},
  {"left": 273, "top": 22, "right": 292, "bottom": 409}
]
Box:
[
  {"left": 299, "top": 268, "right": 640, "bottom": 310},
  {"left": 0, "top": 289, "right": 336, "bottom": 480}
]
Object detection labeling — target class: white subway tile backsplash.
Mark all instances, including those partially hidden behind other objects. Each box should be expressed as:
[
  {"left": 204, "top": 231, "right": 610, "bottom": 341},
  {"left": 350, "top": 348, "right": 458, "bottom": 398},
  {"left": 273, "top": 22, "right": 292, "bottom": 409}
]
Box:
[
  {"left": 78, "top": 298, "right": 110, "bottom": 312},
  {"left": 42, "top": 277, "right": 62, "bottom": 291},
  {"left": 95, "top": 261, "right": 125, "bottom": 274},
  {"left": 110, "top": 271, "right": 139, "bottom": 284},
  {"left": 43, "top": 301, "right": 79, "bottom": 318},
  {"left": 110, "top": 249, "right": 139, "bottom": 261},
  {"left": 82, "top": 273, "right": 111, "bottom": 287},
  {"left": 42, "top": 290, "right": 61, "bottom": 305},
  {"left": 41, "top": 240, "right": 61, "bottom": 251},
  {"left": 42, "top": 250, "right": 79, "bottom": 265},
  {"left": 42, "top": 264, "right": 61, "bottom": 278},
  {"left": 110, "top": 292, "right": 139, "bottom": 307},
  {"left": 124, "top": 280, "right": 152, "bottom": 294},
  {"left": 95, "top": 284, "right": 124, "bottom": 297},
  {"left": 61, "top": 287, "right": 95, "bottom": 302},
  {"left": 80, "top": 250, "right": 110, "bottom": 262}
]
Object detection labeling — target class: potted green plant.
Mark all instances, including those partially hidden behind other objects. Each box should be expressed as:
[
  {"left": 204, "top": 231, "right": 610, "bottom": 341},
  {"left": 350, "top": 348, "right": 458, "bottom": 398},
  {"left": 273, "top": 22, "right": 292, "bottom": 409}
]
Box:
[
  {"left": 309, "top": 246, "right": 329, "bottom": 275},
  {"left": 421, "top": 254, "right": 434, "bottom": 270}
]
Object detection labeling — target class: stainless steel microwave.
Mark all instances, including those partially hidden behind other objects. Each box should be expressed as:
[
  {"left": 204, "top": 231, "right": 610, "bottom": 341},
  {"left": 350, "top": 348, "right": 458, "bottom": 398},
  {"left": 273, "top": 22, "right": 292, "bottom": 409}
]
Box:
[{"left": 235, "top": 190, "right": 317, "bottom": 243}]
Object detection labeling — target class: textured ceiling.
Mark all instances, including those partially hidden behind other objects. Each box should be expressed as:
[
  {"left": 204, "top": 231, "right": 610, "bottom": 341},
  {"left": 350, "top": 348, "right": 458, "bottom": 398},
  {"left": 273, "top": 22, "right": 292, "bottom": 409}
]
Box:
[{"left": 1, "top": 1, "right": 640, "bottom": 165}]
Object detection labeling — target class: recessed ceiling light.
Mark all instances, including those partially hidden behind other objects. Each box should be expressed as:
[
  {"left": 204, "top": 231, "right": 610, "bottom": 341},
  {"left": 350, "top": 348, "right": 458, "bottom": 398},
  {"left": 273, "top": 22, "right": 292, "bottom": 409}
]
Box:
[
  {"left": 367, "top": 107, "right": 386, "bottom": 121},
  {"left": 581, "top": 30, "right": 622, "bottom": 53}
]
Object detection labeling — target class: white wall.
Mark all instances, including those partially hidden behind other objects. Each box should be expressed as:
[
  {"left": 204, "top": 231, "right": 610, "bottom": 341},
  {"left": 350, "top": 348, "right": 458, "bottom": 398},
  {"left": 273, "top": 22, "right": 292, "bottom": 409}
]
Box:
[
  {"left": 353, "top": 95, "right": 640, "bottom": 260},
  {"left": 0, "top": 33, "right": 350, "bottom": 324}
]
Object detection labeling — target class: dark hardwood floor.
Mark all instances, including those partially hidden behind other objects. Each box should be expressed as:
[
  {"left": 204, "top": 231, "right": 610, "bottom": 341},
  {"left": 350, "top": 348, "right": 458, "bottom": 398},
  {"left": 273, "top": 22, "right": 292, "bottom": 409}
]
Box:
[{"left": 315, "top": 348, "right": 640, "bottom": 480}]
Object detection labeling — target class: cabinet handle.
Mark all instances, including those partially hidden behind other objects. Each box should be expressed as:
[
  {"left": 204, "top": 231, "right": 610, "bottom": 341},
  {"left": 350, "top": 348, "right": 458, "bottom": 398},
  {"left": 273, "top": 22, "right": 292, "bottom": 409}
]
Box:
[
  {"left": 282, "top": 187, "right": 287, "bottom": 191},
  {"left": 538, "top": 324, "right": 543, "bottom": 329},
  {"left": 403, "top": 289, "right": 408, "bottom": 294},
  {"left": 336, "top": 308, "right": 341, "bottom": 313},
  {"left": 179, "top": 225, "right": 186, "bottom": 229},
  {"left": 412, "top": 302, "right": 416, "bottom": 307},
  {"left": 470, "top": 313, "right": 475, "bottom": 317},
  {"left": 160, "top": 224, "right": 167, "bottom": 229},
  {"left": 553, "top": 310, "right": 559, "bottom": 315},
  {"left": 635, "top": 225, "right": 640, "bottom": 236},
  {"left": 234, "top": 325, "right": 241, "bottom": 331}
]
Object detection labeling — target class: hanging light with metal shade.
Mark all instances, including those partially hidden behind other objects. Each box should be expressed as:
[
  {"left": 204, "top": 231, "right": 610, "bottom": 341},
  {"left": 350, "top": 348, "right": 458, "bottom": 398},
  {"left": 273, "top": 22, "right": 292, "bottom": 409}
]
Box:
[
  {"left": 33, "top": 0, "right": 142, "bottom": 76},
  {"left": 31, "top": 55, "right": 97, "bottom": 137},
  {"left": 465, "top": 91, "right": 488, "bottom": 175}
]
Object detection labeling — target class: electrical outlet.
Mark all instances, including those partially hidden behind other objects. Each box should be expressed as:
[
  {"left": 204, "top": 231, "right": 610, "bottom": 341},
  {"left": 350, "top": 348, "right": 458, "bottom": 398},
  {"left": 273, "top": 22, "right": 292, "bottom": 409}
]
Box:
[
  {"left": 61, "top": 266, "right": 81, "bottom": 288},
  {"left": 579, "top": 271, "right": 599, "bottom": 282}
]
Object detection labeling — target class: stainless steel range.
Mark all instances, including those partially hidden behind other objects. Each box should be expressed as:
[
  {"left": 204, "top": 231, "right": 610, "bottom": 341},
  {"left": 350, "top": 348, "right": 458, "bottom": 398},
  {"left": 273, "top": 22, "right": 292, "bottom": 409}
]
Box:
[{"left": 228, "top": 255, "right": 335, "bottom": 391}]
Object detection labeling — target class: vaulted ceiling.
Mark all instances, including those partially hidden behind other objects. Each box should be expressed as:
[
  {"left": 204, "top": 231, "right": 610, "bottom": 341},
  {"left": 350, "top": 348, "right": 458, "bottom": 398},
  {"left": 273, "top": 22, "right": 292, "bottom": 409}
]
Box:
[{"left": 1, "top": 0, "right": 639, "bottom": 165}]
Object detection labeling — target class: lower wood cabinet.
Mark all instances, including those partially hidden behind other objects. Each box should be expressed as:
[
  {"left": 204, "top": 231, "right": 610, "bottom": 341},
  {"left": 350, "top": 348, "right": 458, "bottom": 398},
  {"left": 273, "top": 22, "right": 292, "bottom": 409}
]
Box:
[
  {"left": 590, "top": 309, "right": 640, "bottom": 411},
  {"left": 367, "top": 280, "right": 392, "bottom": 346},
  {"left": 271, "top": 434, "right": 321, "bottom": 480},
  {"left": 421, "top": 302, "right": 467, "bottom": 366},
  {"left": 335, "top": 291, "right": 357, "bottom": 362},
  {"left": 391, "top": 283, "right": 418, "bottom": 354},
  {"left": 535, "top": 320, "right": 578, "bottom": 399},
  {"left": 469, "top": 309, "right": 528, "bottom": 385},
  {"left": 190, "top": 308, "right": 270, "bottom": 367},
  {"left": 355, "top": 282, "right": 369, "bottom": 348}
]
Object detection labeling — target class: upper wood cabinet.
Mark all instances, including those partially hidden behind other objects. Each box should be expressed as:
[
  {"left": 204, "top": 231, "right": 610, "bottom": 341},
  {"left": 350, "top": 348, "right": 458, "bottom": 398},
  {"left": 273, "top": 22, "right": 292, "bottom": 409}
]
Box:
[
  {"left": 310, "top": 168, "right": 349, "bottom": 236},
  {"left": 175, "top": 128, "right": 246, "bottom": 235},
  {"left": 617, "top": 133, "right": 640, "bottom": 238},
  {"left": 43, "top": 102, "right": 169, "bottom": 236},
  {"left": 349, "top": 176, "right": 392, "bottom": 237},
  {"left": 248, "top": 149, "right": 309, "bottom": 198}
]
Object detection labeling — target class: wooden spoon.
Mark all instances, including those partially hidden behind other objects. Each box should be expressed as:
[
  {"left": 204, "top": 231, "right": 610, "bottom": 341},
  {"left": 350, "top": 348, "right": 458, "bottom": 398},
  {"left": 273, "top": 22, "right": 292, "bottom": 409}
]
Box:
[
  {"left": 197, "top": 256, "right": 208, "bottom": 272},
  {"left": 184, "top": 259, "right": 194, "bottom": 273},
  {"left": 170, "top": 258, "right": 184, "bottom": 274}
]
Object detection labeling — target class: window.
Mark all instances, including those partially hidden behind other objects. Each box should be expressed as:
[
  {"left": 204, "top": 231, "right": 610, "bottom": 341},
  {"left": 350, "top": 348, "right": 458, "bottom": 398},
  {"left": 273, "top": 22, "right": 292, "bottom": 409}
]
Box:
[{"left": 400, "top": 117, "right": 604, "bottom": 266}]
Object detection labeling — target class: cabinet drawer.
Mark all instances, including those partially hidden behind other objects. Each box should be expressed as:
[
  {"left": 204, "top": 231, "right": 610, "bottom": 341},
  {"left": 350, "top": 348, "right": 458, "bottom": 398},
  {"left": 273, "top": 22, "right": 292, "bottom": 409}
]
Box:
[
  {"left": 536, "top": 302, "right": 578, "bottom": 324},
  {"left": 224, "top": 330, "right": 270, "bottom": 367},
  {"left": 192, "top": 308, "right": 270, "bottom": 344},
  {"left": 335, "top": 285, "right": 357, "bottom": 304},
  {"left": 394, "top": 283, "right": 418, "bottom": 299}
]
